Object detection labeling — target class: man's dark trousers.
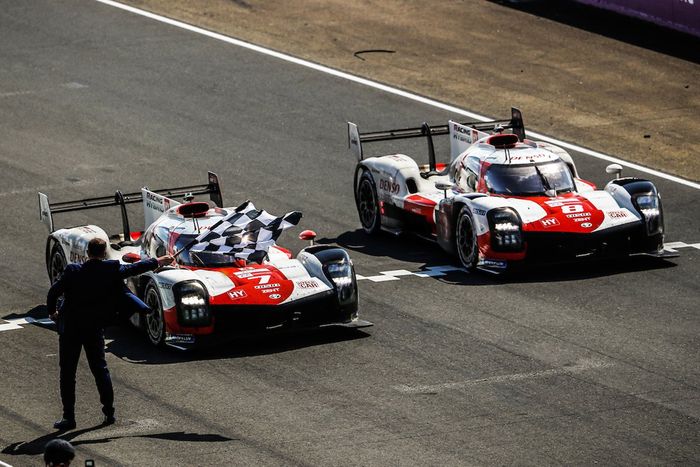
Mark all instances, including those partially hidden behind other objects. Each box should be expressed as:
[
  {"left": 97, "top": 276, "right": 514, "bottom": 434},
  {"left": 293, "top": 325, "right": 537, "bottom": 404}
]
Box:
[
  {"left": 59, "top": 329, "right": 113, "bottom": 420},
  {"left": 48, "top": 257, "right": 158, "bottom": 421}
]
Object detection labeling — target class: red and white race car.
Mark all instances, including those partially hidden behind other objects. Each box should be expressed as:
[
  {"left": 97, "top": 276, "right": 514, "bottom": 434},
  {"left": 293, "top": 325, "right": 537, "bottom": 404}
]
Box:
[
  {"left": 348, "top": 108, "right": 674, "bottom": 272},
  {"left": 39, "top": 173, "right": 370, "bottom": 348}
]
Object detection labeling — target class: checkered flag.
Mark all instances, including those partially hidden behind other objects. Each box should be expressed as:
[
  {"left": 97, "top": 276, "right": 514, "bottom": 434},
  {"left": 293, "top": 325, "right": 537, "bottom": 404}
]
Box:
[{"left": 188, "top": 201, "right": 302, "bottom": 263}]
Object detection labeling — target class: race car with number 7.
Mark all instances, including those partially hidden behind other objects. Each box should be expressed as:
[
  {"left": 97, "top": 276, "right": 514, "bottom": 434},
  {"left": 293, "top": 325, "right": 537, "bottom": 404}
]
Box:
[
  {"left": 347, "top": 108, "right": 675, "bottom": 272},
  {"left": 39, "top": 172, "right": 371, "bottom": 349}
]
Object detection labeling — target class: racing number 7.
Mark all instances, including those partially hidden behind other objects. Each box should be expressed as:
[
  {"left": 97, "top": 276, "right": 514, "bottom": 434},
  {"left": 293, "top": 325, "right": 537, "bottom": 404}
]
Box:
[{"left": 253, "top": 274, "right": 271, "bottom": 284}]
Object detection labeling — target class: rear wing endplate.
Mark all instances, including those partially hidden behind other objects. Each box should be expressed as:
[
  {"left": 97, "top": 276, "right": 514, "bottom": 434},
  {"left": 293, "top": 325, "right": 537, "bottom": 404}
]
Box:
[
  {"left": 347, "top": 107, "right": 525, "bottom": 171},
  {"left": 38, "top": 171, "right": 224, "bottom": 237}
]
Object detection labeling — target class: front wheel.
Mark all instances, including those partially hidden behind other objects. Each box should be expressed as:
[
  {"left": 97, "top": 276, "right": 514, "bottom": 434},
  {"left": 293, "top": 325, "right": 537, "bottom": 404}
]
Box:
[
  {"left": 455, "top": 206, "right": 479, "bottom": 271},
  {"left": 143, "top": 282, "right": 165, "bottom": 347},
  {"left": 355, "top": 170, "right": 381, "bottom": 235}
]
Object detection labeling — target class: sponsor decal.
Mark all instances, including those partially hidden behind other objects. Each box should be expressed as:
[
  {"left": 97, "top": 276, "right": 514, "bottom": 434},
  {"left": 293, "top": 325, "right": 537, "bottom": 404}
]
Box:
[
  {"left": 379, "top": 179, "right": 400, "bottom": 194},
  {"left": 227, "top": 289, "right": 247, "bottom": 300},
  {"left": 473, "top": 208, "right": 486, "bottom": 216},
  {"left": 545, "top": 199, "right": 582, "bottom": 207},
  {"left": 157, "top": 282, "right": 172, "bottom": 290},
  {"left": 573, "top": 217, "right": 591, "bottom": 223},
  {"left": 269, "top": 294, "right": 282, "bottom": 300},
  {"left": 254, "top": 283, "right": 281, "bottom": 289},
  {"left": 608, "top": 210, "right": 629, "bottom": 219},
  {"left": 261, "top": 288, "right": 280, "bottom": 294},
  {"left": 78, "top": 226, "right": 96, "bottom": 233},
  {"left": 69, "top": 251, "right": 88, "bottom": 264},
  {"left": 565, "top": 212, "right": 592, "bottom": 218},
  {"left": 235, "top": 268, "right": 267, "bottom": 277},
  {"left": 581, "top": 222, "right": 593, "bottom": 228},
  {"left": 540, "top": 217, "right": 559, "bottom": 228},
  {"left": 297, "top": 280, "right": 318, "bottom": 289},
  {"left": 482, "top": 259, "right": 507, "bottom": 269}
]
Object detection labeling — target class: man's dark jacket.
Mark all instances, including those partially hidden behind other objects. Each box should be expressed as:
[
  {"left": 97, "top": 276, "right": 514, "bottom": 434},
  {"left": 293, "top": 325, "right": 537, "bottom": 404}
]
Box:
[{"left": 47, "top": 258, "right": 158, "bottom": 334}]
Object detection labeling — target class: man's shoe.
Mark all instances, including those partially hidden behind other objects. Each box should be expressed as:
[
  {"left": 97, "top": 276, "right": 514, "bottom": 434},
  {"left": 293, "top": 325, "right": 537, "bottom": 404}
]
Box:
[
  {"left": 53, "top": 418, "right": 76, "bottom": 430},
  {"left": 102, "top": 415, "right": 116, "bottom": 426}
]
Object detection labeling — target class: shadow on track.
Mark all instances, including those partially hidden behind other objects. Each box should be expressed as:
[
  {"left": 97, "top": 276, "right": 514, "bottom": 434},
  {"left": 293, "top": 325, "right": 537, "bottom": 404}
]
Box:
[
  {"left": 2, "top": 307, "right": 370, "bottom": 365},
  {"left": 105, "top": 326, "right": 371, "bottom": 365},
  {"left": 322, "top": 229, "right": 677, "bottom": 286},
  {"left": 1, "top": 426, "right": 234, "bottom": 457},
  {"left": 491, "top": 0, "right": 700, "bottom": 64}
]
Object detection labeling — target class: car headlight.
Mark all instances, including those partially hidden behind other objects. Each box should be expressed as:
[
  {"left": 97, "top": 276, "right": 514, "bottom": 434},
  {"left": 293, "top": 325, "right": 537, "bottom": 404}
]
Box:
[
  {"left": 487, "top": 208, "right": 523, "bottom": 251},
  {"left": 324, "top": 260, "right": 355, "bottom": 304},
  {"left": 173, "top": 281, "right": 211, "bottom": 327},
  {"left": 633, "top": 193, "right": 662, "bottom": 236}
]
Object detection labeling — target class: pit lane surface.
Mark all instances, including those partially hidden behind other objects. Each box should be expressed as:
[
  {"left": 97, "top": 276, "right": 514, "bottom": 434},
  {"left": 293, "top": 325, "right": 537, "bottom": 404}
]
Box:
[{"left": 1, "top": 1, "right": 698, "bottom": 465}]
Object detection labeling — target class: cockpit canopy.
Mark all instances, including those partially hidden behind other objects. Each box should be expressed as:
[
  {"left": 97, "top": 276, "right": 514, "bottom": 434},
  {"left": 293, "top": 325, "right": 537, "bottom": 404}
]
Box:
[
  {"left": 483, "top": 160, "right": 576, "bottom": 196},
  {"left": 141, "top": 207, "right": 244, "bottom": 267}
]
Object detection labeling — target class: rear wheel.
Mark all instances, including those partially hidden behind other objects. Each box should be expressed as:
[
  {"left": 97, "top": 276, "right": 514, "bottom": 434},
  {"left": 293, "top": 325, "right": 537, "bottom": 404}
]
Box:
[
  {"left": 143, "top": 282, "right": 165, "bottom": 347},
  {"left": 356, "top": 170, "right": 381, "bottom": 234},
  {"left": 455, "top": 206, "right": 479, "bottom": 271},
  {"left": 48, "top": 243, "right": 67, "bottom": 283}
]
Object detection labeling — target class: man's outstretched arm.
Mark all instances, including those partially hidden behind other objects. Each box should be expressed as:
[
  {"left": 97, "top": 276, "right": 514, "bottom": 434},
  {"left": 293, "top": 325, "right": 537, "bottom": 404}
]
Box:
[{"left": 118, "top": 255, "right": 174, "bottom": 279}]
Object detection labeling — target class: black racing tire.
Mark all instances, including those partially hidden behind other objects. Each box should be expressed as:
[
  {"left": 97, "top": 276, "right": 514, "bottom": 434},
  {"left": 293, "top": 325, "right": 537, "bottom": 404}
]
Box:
[
  {"left": 455, "top": 206, "right": 479, "bottom": 271},
  {"left": 356, "top": 170, "right": 381, "bottom": 235},
  {"left": 143, "top": 282, "right": 165, "bottom": 347},
  {"left": 48, "top": 243, "right": 67, "bottom": 284}
]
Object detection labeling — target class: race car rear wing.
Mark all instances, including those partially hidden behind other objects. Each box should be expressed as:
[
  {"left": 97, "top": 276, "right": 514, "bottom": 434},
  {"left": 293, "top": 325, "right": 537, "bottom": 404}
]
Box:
[
  {"left": 38, "top": 171, "right": 223, "bottom": 237},
  {"left": 348, "top": 107, "right": 525, "bottom": 174}
]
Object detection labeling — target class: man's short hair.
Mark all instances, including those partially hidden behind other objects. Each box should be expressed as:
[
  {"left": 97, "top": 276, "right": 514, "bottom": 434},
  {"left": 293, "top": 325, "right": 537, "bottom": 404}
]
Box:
[
  {"left": 44, "top": 438, "right": 75, "bottom": 465},
  {"left": 87, "top": 237, "right": 107, "bottom": 259}
]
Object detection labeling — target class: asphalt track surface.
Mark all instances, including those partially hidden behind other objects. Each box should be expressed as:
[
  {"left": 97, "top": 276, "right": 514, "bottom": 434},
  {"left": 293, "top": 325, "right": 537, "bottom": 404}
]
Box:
[{"left": 0, "top": 1, "right": 698, "bottom": 466}]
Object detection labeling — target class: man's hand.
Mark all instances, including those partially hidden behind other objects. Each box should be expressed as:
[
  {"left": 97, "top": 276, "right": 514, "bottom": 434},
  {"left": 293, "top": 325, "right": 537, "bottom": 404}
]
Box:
[{"left": 157, "top": 255, "right": 175, "bottom": 267}]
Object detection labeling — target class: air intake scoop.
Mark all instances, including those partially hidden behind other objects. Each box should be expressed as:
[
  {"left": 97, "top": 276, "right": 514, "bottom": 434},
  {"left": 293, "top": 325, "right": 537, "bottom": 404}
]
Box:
[{"left": 487, "top": 133, "right": 519, "bottom": 149}]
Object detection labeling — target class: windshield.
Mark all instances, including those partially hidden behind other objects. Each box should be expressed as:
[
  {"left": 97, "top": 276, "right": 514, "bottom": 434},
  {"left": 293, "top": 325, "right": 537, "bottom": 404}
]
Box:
[
  {"left": 484, "top": 161, "right": 575, "bottom": 196},
  {"left": 173, "top": 233, "right": 241, "bottom": 267}
]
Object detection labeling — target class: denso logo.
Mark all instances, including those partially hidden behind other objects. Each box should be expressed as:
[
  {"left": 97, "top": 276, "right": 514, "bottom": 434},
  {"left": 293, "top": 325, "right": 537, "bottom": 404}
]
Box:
[
  {"left": 540, "top": 217, "right": 559, "bottom": 228},
  {"left": 379, "top": 179, "right": 400, "bottom": 194},
  {"left": 297, "top": 280, "right": 318, "bottom": 289},
  {"left": 254, "top": 283, "right": 281, "bottom": 289},
  {"left": 227, "top": 290, "right": 247, "bottom": 300}
]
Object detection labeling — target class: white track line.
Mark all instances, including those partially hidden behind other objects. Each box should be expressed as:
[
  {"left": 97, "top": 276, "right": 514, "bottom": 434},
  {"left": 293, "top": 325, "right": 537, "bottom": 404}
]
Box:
[
  {"left": 95, "top": 0, "right": 700, "bottom": 191},
  {"left": 394, "top": 358, "right": 612, "bottom": 394}
]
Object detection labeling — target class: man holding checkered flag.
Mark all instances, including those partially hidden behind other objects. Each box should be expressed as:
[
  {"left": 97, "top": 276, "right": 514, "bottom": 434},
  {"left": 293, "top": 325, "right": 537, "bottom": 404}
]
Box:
[{"left": 185, "top": 201, "right": 302, "bottom": 264}]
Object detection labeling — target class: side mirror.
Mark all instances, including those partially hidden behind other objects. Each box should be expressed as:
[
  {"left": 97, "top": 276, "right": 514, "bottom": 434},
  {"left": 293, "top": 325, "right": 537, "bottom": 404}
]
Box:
[
  {"left": 122, "top": 252, "right": 140, "bottom": 263},
  {"left": 605, "top": 163, "right": 623, "bottom": 179},
  {"left": 299, "top": 229, "right": 317, "bottom": 246},
  {"left": 435, "top": 181, "right": 453, "bottom": 198}
]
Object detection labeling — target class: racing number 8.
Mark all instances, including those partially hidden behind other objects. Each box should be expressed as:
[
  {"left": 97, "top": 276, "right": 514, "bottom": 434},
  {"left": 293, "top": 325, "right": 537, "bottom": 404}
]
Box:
[{"left": 561, "top": 204, "right": 584, "bottom": 214}]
